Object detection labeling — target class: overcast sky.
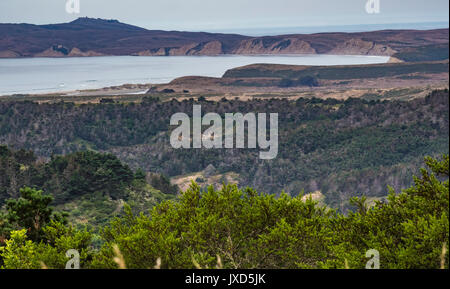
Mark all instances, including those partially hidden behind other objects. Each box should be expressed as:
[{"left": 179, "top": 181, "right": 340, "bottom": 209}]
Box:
[{"left": 0, "top": 0, "right": 448, "bottom": 31}]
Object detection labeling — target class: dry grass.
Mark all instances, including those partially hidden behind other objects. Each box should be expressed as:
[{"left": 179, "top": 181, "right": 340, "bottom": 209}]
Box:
[
  {"left": 40, "top": 261, "right": 48, "bottom": 269},
  {"left": 441, "top": 243, "right": 447, "bottom": 269},
  {"left": 113, "top": 244, "right": 126, "bottom": 269},
  {"left": 154, "top": 257, "right": 161, "bottom": 269}
]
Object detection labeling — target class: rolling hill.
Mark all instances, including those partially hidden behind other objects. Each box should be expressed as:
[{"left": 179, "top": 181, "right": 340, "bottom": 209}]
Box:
[{"left": 0, "top": 17, "right": 448, "bottom": 61}]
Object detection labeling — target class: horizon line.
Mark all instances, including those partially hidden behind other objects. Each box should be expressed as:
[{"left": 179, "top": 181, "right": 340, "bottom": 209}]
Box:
[{"left": 0, "top": 17, "right": 448, "bottom": 36}]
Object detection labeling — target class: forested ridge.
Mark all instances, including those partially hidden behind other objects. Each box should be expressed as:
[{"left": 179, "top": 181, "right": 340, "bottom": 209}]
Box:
[
  {"left": 0, "top": 87, "right": 448, "bottom": 268},
  {"left": 0, "top": 147, "right": 177, "bottom": 227},
  {"left": 1, "top": 90, "right": 448, "bottom": 210},
  {"left": 0, "top": 154, "right": 448, "bottom": 269}
]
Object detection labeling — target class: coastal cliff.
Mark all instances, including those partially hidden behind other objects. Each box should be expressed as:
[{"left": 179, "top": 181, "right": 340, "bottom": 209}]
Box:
[{"left": 0, "top": 18, "right": 448, "bottom": 60}]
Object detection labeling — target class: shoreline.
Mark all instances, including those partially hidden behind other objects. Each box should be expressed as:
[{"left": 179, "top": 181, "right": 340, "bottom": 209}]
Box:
[
  {"left": 0, "top": 52, "right": 392, "bottom": 59},
  {"left": 0, "top": 54, "right": 391, "bottom": 97}
]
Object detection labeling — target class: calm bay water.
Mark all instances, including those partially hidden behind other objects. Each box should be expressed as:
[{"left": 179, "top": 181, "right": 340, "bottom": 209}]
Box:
[{"left": 0, "top": 55, "right": 389, "bottom": 96}]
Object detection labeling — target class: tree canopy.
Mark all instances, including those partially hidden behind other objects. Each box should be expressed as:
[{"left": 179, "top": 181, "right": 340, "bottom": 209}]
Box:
[{"left": 1, "top": 155, "right": 447, "bottom": 269}]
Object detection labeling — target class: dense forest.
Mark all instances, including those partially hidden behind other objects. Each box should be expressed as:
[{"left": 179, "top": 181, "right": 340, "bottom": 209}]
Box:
[
  {"left": 0, "top": 154, "right": 448, "bottom": 269},
  {"left": 0, "top": 89, "right": 448, "bottom": 269},
  {"left": 0, "top": 146, "right": 177, "bottom": 227},
  {"left": 0, "top": 90, "right": 448, "bottom": 211}
]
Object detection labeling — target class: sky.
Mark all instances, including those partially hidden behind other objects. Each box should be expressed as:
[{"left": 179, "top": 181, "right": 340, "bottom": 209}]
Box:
[{"left": 0, "top": 0, "right": 448, "bottom": 32}]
